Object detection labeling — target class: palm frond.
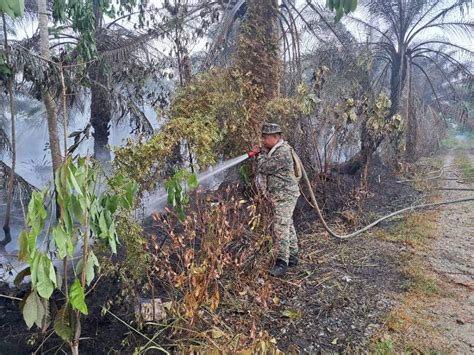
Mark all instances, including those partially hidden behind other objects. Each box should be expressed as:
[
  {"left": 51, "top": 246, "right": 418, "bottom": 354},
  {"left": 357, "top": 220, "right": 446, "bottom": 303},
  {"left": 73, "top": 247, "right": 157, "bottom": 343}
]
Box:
[
  {"left": 412, "top": 61, "right": 445, "bottom": 114},
  {"left": 413, "top": 54, "right": 460, "bottom": 99},
  {"left": 412, "top": 39, "right": 474, "bottom": 55},
  {"left": 406, "top": 0, "right": 472, "bottom": 43},
  {"left": 346, "top": 15, "right": 395, "bottom": 44}
]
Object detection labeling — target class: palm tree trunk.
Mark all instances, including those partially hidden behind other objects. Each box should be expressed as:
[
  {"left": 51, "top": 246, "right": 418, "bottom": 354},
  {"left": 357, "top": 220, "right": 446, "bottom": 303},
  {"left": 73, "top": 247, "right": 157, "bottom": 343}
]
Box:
[
  {"left": 38, "top": 0, "right": 62, "bottom": 175},
  {"left": 405, "top": 61, "right": 416, "bottom": 162},
  {"left": 89, "top": 1, "right": 112, "bottom": 162},
  {"left": 2, "top": 13, "right": 15, "bottom": 248},
  {"left": 235, "top": 0, "right": 281, "bottom": 145},
  {"left": 90, "top": 71, "right": 112, "bottom": 161}
]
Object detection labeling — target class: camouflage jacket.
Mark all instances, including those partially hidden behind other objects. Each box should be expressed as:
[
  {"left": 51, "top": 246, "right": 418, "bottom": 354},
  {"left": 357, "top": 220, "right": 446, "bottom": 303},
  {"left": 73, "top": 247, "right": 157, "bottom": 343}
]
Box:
[{"left": 257, "top": 141, "right": 301, "bottom": 199}]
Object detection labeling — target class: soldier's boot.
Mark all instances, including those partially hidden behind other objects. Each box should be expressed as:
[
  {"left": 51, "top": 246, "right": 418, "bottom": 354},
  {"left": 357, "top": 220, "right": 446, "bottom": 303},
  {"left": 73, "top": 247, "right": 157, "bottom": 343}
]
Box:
[
  {"left": 269, "top": 259, "right": 288, "bottom": 277},
  {"left": 288, "top": 255, "right": 298, "bottom": 267}
]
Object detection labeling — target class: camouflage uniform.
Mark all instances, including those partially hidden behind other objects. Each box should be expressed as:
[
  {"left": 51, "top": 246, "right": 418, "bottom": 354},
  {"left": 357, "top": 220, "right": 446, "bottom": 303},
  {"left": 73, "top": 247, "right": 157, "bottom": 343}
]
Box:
[{"left": 257, "top": 141, "right": 300, "bottom": 263}]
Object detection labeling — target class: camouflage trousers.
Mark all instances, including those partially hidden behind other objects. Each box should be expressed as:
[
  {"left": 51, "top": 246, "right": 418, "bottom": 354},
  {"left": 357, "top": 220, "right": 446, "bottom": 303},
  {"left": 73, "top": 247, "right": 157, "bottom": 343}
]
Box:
[{"left": 272, "top": 193, "right": 299, "bottom": 263}]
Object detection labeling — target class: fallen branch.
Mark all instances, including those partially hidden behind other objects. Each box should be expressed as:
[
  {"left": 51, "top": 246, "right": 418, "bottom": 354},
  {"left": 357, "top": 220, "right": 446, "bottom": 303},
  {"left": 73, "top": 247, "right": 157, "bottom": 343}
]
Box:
[
  {"left": 0, "top": 294, "right": 22, "bottom": 301},
  {"left": 436, "top": 188, "right": 474, "bottom": 191},
  {"left": 102, "top": 307, "right": 170, "bottom": 354}
]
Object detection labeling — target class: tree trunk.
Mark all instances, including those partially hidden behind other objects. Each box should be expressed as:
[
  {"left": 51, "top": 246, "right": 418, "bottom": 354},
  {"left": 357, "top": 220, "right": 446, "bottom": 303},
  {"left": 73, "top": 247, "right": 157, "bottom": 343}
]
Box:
[
  {"left": 89, "top": 2, "right": 113, "bottom": 162},
  {"left": 90, "top": 70, "right": 112, "bottom": 162},
  {"left": 1, "top": 13, "right": 15, "bottom": 248},
  {"left": 405, "top": 61, "right": 416, "bottom": 162},
  {"left": 235, "top": 0, "right": 281, "bottom": 145},
  {"left": 38, "top": 0, "right": 62, "bottom": 174}
]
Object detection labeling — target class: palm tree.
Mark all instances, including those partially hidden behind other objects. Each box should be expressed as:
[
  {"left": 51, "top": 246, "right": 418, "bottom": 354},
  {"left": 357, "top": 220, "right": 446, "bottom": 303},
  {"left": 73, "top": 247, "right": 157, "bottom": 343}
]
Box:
[
  {"left": 63, "top": 0, "right": 218, "bottom": 161},
  {"left": 338, "top": 0, "right": 473, "bottom": 170}
]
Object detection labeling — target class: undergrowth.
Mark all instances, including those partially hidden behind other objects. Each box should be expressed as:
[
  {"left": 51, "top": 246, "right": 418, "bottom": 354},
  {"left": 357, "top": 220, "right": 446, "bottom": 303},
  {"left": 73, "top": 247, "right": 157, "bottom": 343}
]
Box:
[
  {"left": 454, "top": 151, "right": 474, "bottom": 182},
  {"left": 132, "top": 187, "right": 285, "bottom": 353}
]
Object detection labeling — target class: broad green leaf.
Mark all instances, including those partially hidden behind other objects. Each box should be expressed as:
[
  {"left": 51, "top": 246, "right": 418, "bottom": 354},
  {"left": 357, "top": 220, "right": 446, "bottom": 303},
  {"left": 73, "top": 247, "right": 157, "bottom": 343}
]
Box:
[
  {"left": 36, "top": 255, "right": 56, "bottom": 299},
  {"left": 63, "top": 207, "right": 73, "bottom": 234},
  {"left": 187, "top": 173, "right": 199, "bottom": 190},
  {"left": 3, "top": 0, "right": 24, "bottom": 18},
  {"left": 27, "top": 191, "right": 37, "bottom": 223},
  {"left": 99, "top": 211, "right": 108, "bottom": 234},
  {"left": 123, "top": 181, "right": 137, "bottom": 209},
  {"left": 335, "top": 7, "right": 344, "bottom": 22},
  {"left": 54, "top": 303, "right": 75, "bottom": 342},
  {"left": 14, "top": 267, "right": 31, "bottom": 287},
  {"left": 69, "top": 194, "right": 84, "bottom": 223},
  {"left": 30, "top": 253, "right": 40, "bottom": 289},
  {"left": 77, "top": 252, "right": 99, "bottom": 286},
  {"left": 108, "top": 231, "right": 117, "bottom": 254},
  {"left": 55, "top": 168, "right": 64, "bottom": 203},
  {"left": 106, "top": 195, "right": 119, "bottom": 214},
  {"left": 27, "top": 229, "right": 38, "bottom": 259},
  {"left": 351, "top": 0, "right": 357, "bottom": 11},
  {"left": 68, "top": 166, "right": 83, "bottom": 196},
  {"left": 22, "top": 291, "right": 42, "bottom": 329},
  {"left": 53, "top": 225, "right": 69, "bottom": 259},
  {"left": 70, "top": 278, "right": 88, "bottom": 315}
]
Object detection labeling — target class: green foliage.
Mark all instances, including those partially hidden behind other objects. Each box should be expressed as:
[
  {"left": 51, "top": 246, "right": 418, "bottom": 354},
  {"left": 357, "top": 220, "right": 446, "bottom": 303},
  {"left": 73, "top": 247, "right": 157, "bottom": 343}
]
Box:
[
  {"left": 239, "top": 162, "right": 252, "bottom": 186},
  {"left": 0, "top": 0, "right": 24, "bottom": 18},
  {"left": 366, "top": 94, "right": 403, "bottom": 138},
  {"left": 54, "top": 304, "right": 76, "bottom": 342},
  {"left": 22, "top": 291, "right": 48, "bottom": 329},
  {"left": 374, "top": 335, "right": 395, "bottom": 355},
  {"left": 51, "top": 0, "right": 143, "bottom": 61},
  {"left": 17, "top": 156, "right": 137, "bottom": 348},
  {"left": 114, "top": 69, "right": 252, "bottom": 192},
  {"left": 165, "top": 169, "right": 199, "bottom": 222},
  {"left": 0, "top": 54, "right": 13, "bottom": 83},
  {"left": 52, "top": 0, "right": 97, "bottom": 61},
  {"left": 326, "top": 0, "right": 358, "bottom": 22},
  {"left": 70, "top": 278, "right": 88, "bottom": 315}
]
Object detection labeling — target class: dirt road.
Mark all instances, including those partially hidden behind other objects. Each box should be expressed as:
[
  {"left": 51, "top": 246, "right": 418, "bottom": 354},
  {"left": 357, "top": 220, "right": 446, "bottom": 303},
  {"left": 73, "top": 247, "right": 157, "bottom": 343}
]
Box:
[{"left": 427, "top": 153, "right": 474, "bottom": 352}]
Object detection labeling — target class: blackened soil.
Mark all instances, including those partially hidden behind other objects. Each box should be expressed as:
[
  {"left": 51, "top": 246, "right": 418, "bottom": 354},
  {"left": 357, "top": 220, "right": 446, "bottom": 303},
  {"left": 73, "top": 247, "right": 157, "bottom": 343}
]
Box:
[{"left": 264, "top": 230, "right": 407, "bottom": 353}]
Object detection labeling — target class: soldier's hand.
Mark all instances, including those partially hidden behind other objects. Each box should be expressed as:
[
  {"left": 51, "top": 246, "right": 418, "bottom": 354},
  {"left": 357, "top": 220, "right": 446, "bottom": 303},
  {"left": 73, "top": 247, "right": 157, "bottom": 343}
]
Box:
[{"left": 248, "top": 145, "right": 261, "bottom": 158}]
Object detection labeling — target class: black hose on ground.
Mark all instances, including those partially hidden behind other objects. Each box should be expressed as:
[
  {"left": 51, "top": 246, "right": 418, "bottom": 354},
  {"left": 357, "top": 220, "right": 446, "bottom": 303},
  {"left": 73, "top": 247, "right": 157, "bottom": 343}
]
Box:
[{"left": 299, "top": 164, "right": 474, "bottom": 240}]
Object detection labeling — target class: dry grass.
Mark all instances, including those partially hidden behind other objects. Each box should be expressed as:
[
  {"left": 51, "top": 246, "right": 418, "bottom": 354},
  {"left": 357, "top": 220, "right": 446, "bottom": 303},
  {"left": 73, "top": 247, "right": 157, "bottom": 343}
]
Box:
[
  {"left": 373, "top": 212, "right": 438, "bottom": 249},
  {"left": 455, "top": 151, "right": 474, "bottom": 182}
]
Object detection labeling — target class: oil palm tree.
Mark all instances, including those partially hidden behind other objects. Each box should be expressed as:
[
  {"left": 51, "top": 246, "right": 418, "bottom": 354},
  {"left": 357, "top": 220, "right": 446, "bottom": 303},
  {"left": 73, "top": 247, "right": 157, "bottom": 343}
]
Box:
[{"left": 339, "top": 0, "right": 473, "bottom": 170}]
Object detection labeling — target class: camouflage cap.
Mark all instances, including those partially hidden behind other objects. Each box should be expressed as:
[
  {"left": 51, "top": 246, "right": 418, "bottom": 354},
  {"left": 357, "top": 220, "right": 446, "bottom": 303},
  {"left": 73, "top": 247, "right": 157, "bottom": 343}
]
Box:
[{"left": 262, "top": 122, "right": 283, "bottom": 135}]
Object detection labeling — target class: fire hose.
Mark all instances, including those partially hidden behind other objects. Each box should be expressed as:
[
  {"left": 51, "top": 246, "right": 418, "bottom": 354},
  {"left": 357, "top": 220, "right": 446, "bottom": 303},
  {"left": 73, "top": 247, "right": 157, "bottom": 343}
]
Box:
[
  {"left": 249, "top": 149, "right": 474, "bottom": 240},
  {"left": 299, "top": 164, "right": 474, "bottom": 240}
]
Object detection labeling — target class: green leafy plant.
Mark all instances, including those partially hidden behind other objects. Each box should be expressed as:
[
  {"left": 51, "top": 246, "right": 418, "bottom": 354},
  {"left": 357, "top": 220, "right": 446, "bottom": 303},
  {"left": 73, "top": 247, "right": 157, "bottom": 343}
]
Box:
[
  {"left": 0, "top": 0, "right": 24, "bottom": 18},
  {"left": 374, "top": 335, "right": 395, "bottom": 355},
  {"left": 165, "top": 169, "right": 199, "bottom": 222},
  {"left": 0, "top": 54, "right": 13, "bottom": 82},
  {"left": 366, "top": 94, "right": 403, "bottom": 139},
  {"left": 325, "top": 0, "right": 358, "bottom": 22},
  {"left": 16, "top": 157, "right": 137, "bottom": 355}
]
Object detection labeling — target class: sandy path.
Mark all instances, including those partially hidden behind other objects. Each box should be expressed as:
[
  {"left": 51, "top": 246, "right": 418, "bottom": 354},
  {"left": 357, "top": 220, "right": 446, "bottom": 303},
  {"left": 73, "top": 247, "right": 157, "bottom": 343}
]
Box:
[{"left": 427, "top": 153, "right": 474, "bottom": 353}]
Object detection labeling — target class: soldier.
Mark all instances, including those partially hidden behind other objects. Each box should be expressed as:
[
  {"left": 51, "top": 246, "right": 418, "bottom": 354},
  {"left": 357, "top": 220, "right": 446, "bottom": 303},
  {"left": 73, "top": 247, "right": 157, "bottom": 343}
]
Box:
[{"left": 249, "top": 123, "right": 302, "bottom": 276}]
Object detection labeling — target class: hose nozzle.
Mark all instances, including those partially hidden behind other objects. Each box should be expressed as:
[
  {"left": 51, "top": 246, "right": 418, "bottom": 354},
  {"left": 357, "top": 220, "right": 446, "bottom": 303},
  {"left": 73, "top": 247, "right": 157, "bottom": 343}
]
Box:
[{"left": 248, "top": 150, "right": 260, "bottom": 158}]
